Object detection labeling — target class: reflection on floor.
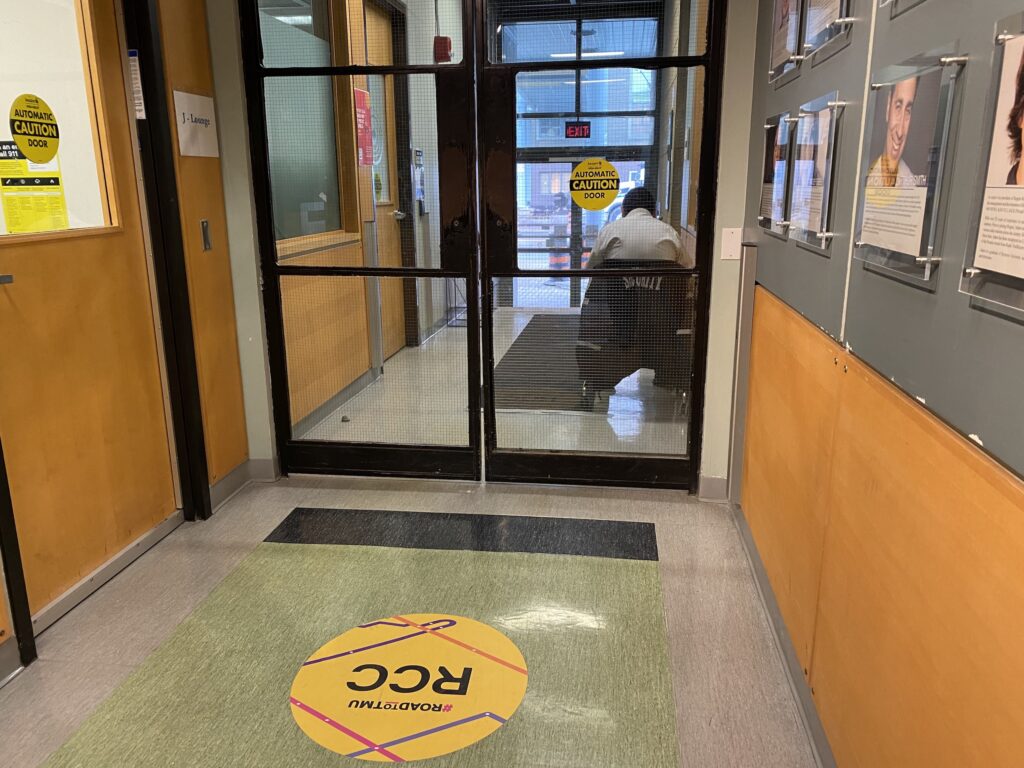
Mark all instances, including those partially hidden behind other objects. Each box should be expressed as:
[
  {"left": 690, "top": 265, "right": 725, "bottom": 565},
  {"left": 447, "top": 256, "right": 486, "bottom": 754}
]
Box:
[
  {"left": 299, "top": 310, "right": 689, "bottom": 456},
  {"left": 0, "top": 477, "right": 818, "bottom": 767}
]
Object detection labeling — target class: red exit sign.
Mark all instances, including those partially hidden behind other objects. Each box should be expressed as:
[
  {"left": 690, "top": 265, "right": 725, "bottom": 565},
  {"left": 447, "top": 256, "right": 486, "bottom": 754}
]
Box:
[{"left": 564, "top": 121, "right": 591, "bottom": 139}]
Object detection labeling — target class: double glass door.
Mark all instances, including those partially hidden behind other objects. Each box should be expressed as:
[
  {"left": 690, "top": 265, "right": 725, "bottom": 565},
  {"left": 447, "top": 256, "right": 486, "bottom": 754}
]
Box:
[{"left": 241, "top": 0, "right": 718, "bottom": 488}]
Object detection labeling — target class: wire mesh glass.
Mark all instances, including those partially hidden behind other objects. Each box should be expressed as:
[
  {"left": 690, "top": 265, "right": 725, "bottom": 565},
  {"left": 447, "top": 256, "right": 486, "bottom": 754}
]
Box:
[
  {"left": 256, "top": 0, "right": 463, "bottom": 68},
  {"left": 492, "top": 274, "right": 695, "bottom": 456},
  {"left": 514, "top": 66, "right": 702, "bottom": 271},
  {"left": 264, "top": 74, "right": 447, "bottom": 268},
  {"left": 282, "top": 275, "right": 469, "bottom": 446},
  {"left": 487, "top": 0, "right": 709, "bottom": 63}
]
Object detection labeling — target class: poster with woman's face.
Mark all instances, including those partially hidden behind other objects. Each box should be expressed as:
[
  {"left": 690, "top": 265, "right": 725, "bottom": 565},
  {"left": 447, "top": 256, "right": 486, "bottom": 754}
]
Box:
[
  {"left": 771, "top": 0, "right": 800, "bottom": 73},
  {"left": 975, "top": 36, "right": 1024, "bottom": 280},
  {"left": 860, "top": 68, "right": 943, "bottom": 257}
]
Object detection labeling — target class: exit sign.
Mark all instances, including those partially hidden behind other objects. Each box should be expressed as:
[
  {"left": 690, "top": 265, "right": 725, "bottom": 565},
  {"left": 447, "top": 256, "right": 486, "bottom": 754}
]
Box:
[{"left": 564, "top": 121, "right": 591, "bottom": 139}]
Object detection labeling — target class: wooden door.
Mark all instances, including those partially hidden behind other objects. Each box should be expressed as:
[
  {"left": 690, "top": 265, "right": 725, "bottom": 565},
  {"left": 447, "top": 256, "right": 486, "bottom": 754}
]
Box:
[
  {"left": 0, "top": 0, "right": 177, "bottom": 611},
  {"left": 0, "top": 583, "right": 11, "bottom": 649},
  {"left": 365, "top": 2, "right": 406, "bottom": 359}
]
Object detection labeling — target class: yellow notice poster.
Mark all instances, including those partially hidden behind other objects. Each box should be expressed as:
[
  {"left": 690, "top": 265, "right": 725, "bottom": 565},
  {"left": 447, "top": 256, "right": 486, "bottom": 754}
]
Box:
[{"left": 0, "top": 140, "right": 68, "bottom": 234}]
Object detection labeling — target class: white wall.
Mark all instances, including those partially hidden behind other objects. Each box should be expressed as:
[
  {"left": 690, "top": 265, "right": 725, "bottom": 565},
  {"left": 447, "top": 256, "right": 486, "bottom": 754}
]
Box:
[
  {"left": 206, "top": 0, "right": 277, "bottom": 474},
  {"left": 698, "top": 0, "right": 759, "bottom": 498},
  {"left": 0, "top": 0, "right": 105, "bottom": 233}
]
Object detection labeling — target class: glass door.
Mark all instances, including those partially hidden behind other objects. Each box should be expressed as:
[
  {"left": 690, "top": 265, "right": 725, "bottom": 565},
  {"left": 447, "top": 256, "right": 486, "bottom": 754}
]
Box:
[
  {"left": 240, "top": 0, "right": 480, "bottom": 479},
  {"left": 480, "top": 0, "right": 720, "bottom": 487}
]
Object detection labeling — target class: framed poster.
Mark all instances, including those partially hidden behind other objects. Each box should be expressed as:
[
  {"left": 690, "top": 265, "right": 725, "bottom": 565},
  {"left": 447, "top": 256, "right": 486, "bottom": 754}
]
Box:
[
  {"left": 770, "top": 0, "right": 804, "bottom": 83},
  {"left": 790, "top": 93, "right": 842, "bottom": 249},
  {"left": 855, "top": 55, "right": 963, "bottom": 283},
  {"left": 759, "top": 112, "right": 794, "bottom": 237},
  {"left": 962, "top": 15, "right": 1024, "bottom": 316},
  {"left": 805, "top": 0, "right": 852, "bottom": 62}
]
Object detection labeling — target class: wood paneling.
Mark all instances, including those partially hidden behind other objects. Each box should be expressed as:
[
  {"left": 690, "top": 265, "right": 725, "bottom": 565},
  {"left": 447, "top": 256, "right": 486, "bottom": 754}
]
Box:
[
  {"left": 742, "top": 287, "right": 841, "bottom": 672},
  {"left": 157, "top": 0, "right": 248, "bottom": 484},
  {"left": 280, "top": 239, "right": 372, "bottom": 425},
  {"left": 0, "top": 0, "right": 177, "bottom": 611},
  {"left": 811, "top": 355, "right": 1024, "bottom": 768},
  {"left": 743, "top": 288, "right": 1024, "bottom": 768}
]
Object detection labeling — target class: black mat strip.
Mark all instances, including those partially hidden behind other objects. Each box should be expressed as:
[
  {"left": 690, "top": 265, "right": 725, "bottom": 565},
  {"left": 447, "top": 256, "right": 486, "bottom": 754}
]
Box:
[{"left": 265, "top": 507, "right": 658, "bottom": 561}]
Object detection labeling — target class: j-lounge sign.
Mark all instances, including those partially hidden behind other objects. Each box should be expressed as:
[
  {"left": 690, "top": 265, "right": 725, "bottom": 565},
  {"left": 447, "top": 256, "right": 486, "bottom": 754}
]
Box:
[{"left": 289, "top": 614, "right": 528, "bottom": 761}]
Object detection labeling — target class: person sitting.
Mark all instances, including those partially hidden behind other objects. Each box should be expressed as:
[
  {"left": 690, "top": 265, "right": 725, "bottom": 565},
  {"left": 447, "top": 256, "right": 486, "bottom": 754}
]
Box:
[
  {"left": 576, "top": 188, "right": 694, "bottom": 409},
  {"left": 586, "top": 187, "right": 694, "bottom": 270}
]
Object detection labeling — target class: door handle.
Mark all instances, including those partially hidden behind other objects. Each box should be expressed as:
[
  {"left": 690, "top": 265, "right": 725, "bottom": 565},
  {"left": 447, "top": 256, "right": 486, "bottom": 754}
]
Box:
[
  {"left": 392, "top": 210, "right": 408, "bottom": 220},
  {"left": 0, "top": 274, "right": 13, "bottom": 285}
]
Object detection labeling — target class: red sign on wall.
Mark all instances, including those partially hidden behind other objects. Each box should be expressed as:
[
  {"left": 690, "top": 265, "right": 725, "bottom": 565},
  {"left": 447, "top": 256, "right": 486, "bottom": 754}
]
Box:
[
  {"left": 354, "top": 88, "right": 373, "bottom": 166},
  {"left": 564, "top": 121, "right": 591, "bottom": 139}
]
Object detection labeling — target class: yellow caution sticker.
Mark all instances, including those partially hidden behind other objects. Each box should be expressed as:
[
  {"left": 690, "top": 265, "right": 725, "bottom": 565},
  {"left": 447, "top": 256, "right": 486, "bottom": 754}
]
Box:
[
  {"left": 10, "top": 94, "right": 60, "bottom": 165},
  {"left": 0, "top": 141, "right": 68, "bottom": 235},
  {"left": 570, "top": 157, "right": 620, "bottom": 211},
  {"left": 289, "top": 614, "right": 528, "bottom": 762}
]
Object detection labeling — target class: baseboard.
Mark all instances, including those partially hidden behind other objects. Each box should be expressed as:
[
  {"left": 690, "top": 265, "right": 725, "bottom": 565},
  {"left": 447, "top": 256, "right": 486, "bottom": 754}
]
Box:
[
  {"left": 291, "top": 368, "right": 377, "bottom": 439},
  {"left": 32, "top": 510, "right": 185, "bottom": 636},
  {"left": 210, "top": 458, "right": 279, "bottom": 512},
  {"left": 731, "top": 503, "right": 837, "bottom": 768},
  {"left": 698, "top": 474, "right": 729, "bottom": 501}
]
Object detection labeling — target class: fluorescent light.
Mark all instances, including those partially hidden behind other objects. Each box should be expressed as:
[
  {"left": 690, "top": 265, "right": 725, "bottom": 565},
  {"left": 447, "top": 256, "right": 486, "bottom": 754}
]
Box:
[
  {"left": 549, "top": 51, "right": 626, "bottom": 58},
  {"left": 277, "top": 14, "right": 313, "bottom": 25},
  {"left": 565, "top": 78, "right": 626, "bottom": 85}
]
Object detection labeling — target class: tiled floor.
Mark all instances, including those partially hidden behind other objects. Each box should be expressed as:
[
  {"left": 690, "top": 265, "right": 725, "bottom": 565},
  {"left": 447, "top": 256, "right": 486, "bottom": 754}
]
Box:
[
  {"left": 0, "top": 477, "right": 816, "bottom": 767},
  {"left": 299, "top": 310, "right": 690, "bottom": 457}
]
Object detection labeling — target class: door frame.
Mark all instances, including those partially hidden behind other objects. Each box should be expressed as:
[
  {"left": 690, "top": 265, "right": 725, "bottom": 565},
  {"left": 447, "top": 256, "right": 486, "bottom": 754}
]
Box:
[
  {"left": 477, "top": 0, "right": 729, "bottom": 489},
  {"left": 238, "top": 0, "right": 483, "bottom": 481},
  {"left": 241, "top": 0, "right": 727, "bottom": 489}
]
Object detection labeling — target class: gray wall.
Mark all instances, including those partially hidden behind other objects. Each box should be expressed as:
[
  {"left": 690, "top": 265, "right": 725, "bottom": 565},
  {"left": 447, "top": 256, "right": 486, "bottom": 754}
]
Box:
[{"left": 746, "top": 0, "right": 1024, "bottom": 478}]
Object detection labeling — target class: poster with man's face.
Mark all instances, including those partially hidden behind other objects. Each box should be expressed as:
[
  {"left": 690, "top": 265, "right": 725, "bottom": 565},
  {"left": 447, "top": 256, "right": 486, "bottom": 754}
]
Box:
[
  {"left": 770, "top": 0, "right": 800, "bottom": 73},
  {"left": 974, "top": 36, "right": 1024, "bottom": 280},
  {"left": 860, "top": 68, "right": 943, "bottom": 258}
]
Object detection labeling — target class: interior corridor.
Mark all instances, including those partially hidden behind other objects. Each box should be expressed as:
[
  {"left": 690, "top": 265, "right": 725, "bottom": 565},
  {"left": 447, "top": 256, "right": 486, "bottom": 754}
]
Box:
[{"left": 0, "top": 478, "right": 816, "bottom": 767}]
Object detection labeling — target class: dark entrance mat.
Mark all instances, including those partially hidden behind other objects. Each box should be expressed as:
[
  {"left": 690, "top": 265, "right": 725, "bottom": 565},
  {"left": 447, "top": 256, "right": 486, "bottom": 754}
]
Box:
[
  {"left": 265, "top": 507, "right": 659, "bottom": 561},
  {"left": 493, "top": 314, "right": 585, "bottom": 411}
]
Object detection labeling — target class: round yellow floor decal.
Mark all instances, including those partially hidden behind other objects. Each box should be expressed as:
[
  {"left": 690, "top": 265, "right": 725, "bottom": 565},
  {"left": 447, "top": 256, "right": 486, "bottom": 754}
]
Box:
[
  {"left": 290, "top": 614, "right": 528, "bottom": 762},
  {"left": 570, "top": 157, "right": 620, "bottom": 210},
  {"left": 9, "top": 94, "right": 60, "bottom": 164}
]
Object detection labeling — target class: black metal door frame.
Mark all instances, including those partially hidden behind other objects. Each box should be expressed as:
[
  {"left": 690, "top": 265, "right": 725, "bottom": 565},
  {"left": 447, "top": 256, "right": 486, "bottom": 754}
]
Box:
[
  {"left": 477, "top": 0, "right": 729, "bottom": 489},
  {"left": 241, "top": 0, "right": 726, "bottom": 489},
  {"left": 238, "top": 0, "right": 482, "bottom": 480}
]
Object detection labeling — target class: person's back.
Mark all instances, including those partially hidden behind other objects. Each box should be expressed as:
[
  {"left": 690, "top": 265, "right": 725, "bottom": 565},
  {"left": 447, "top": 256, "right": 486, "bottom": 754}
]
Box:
[{"left": 586, "top": 187, "right": 694, "bottom": 269}]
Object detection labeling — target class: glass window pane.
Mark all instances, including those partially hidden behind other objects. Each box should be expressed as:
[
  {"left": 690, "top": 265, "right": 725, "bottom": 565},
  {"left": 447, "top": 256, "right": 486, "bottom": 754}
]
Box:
[
  {"left": 264, "top": 77, "right": 342, "bottom": 241},
  {"left": 1, "top": 0, "right": 107, "bottom": 236},
  {"left": 488, "top": 1, "right": 709, "bottom": 63},
  {"left": 258, "top": 0, "right": 464, "bottom": 68},
  {"left": 492, "top": 275, "right": 696, "bottom": 455},
  {"left": 500, "top": 21, "right": 577, "bottom": 63},
  {"left": 580, "top": 69, "right": 657, "bottom": 113},
  {"left": 513, "top": 67, "right": 702, "bottom": 271},
  {"left": 283, "top": 275, "right": 469, "bottom": 445},
  {"left": 264, "top": 74, "right": 447, "bottom": 269}
]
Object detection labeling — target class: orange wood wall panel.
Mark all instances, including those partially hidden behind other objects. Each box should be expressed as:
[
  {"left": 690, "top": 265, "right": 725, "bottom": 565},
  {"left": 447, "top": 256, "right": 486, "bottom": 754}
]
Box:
[
  {"left": 0, "top": 0, "right": 177, "bottom": 611},
  {"left": 157, "top": 0, "right": 248, "bottom": 484},
  {"left": 741, "top": 287, "right": 841, "bottom": 672},
  {"left": 279, "top": 241, "right": 372, "bottom": 426},
  {"left": 810, "top": 355, "right": 1024, "bottom": 768}
]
